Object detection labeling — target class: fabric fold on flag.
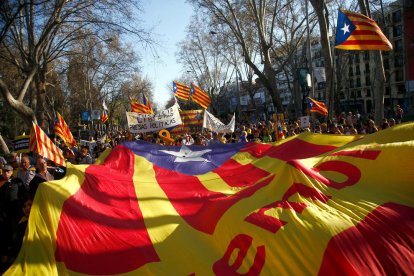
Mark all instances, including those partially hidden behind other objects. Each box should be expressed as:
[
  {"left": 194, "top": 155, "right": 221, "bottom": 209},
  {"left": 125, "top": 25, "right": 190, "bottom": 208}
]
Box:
[
  {"left": 30, "top": 122, "right": 65, "bottom": 166},
  {"left": 54, "top": 112, "right": 76, "bottom": 147},
  {"left": 190, "top": 83, "right": 211, "bottom": 109},
  {"left": 335, "top": 9, "right": 392, "bottom": 51},
  {"left": 173, "top": 81, "right": 191, "bottom": 101},
  {"left": 308, "top": 97, "right": 328, "bottom": 116}
]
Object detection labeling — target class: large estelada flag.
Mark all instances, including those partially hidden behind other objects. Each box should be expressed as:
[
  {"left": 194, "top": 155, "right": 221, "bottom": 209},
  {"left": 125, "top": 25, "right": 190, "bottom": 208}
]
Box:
[
  {"left": 173, "top": 81, "right": 191, "bottom": 100},
  {"left": 30, "top": 122, "right": 65, "bottom": 166},
  {"left": 190, "top": 83, "right": 211, "bottom": 109},
  {"left": 54, "top": 112, "right": 76, "bottom": 147},
  {"left": 308, "top": 97, "right": 328, "bottom": 116},
  {"left": 335, "top": 9, "right": 393, "bottom": 51},
  {"left": 8, "top": 123, "right": 414, "bottom": 275}
]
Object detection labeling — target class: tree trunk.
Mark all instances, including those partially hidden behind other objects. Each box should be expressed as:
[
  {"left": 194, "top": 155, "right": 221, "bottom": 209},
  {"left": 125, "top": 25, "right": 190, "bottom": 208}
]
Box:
[
  {"left": 373, "top": 53, "right": 385, "bottom": 123},
  {"left": 0, "top": 133, "right": 10, "bottom": 155},
  {"left": 36, "top": 65, "right": 47, "bottom": 129},
  {"left": 311, "top": 1, "right": 334, "bottom": 118},
  {"left": 263, "top": 57, "right": 282, "bottom": 112},
  {"left": 0, "top": 80, "right": 37, "bottom": 127},
  {"left": 357, "top": 0, "right": 385, "bottom": 125}
]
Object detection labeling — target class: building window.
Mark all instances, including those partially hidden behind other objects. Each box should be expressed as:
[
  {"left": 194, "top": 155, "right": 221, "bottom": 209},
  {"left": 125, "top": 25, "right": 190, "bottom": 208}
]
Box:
[
  {"left": 349, "top": 66, "right": 353, "bottom": 76},
  {"left": 366, "top": 89, "right": 371, "bottom": 97},
  {"left": 365, "top": 63, "right": 370, "bottom": 74},
  {"left": 396, "top": 70, "right": 404, "bottom": 81},
  {"left": 394, "top": 55, "right": 404, "bottom": 67},
  {"left": 393, "top": 25, "right": 402, "bottom": 37},
  {"left": 349, "top": 80, "right": 354, "bottom": 88},
  {"left": 385, "top": 86, "right": 390, "bottom": 95},
  {"left": 383, "top": 58, "right": 390, "bottom": 69},
  {"left": 357, "top": 90, "right": 362, "bottom": 97},
  {"left": 354, "top": 53, "right": 360, "bottom": 63},
  {"left": 395, "top": 39, "right": 403, "bottom": 52},
  {"left": 365, "top": 76, "right": 371, "bottom": 86},
  {"left": 392, "top": 10, "right": 402, "bottom": 23},
  {"left": 351, "top": 91, "right": 355, "bottom": 98},
  {"left": 348, "top": 56, "right": 353, "bottom": 64},
  {"left": 397, "top": 84, "right": 405, "bottom": 94},
  {"left": 363, "top": 52, "right": 369, "bottom": 61},
  {"left": 356, "top": 78, "right": 361, "bottom": 87},
  {"left": 356, "top": 65, "right": 361, "bottom": 75}
]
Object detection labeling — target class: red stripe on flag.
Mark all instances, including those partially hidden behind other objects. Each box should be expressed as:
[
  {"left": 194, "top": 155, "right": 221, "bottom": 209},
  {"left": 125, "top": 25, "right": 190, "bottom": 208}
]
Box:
[
  {"left": 212, "top": 159, "right": 270, "bottom": 188},
  {"left": 241, "top": 139, "right": 337, "bottom": 161},
  {"left": 154, "top": 164, "right": 273, "bottom": 234},
  {"left": 319, "top": 203, "right": 414, "bottom": 275},
  {"left": 55, "top": 145, "right": 160, "bottom": 274},
  {"left": 352, "top": 30, "right": 380, "bottom": 35},
  {"left": 342, "top": 40, "right": 389, "bottom": 45}
]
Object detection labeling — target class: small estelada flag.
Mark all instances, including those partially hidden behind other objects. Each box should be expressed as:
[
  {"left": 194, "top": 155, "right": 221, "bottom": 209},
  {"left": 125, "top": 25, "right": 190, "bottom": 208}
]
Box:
[
  {"left": 335, "top": 9, "right": 392, "bottom": 51},
  {"left": 190, "top": 83, "right": 211, "bottom": 109},
  {"left": 173, "top": 81, "right": 191, "bottom": 101},
  {"left": 30, "top": 122, "right": 65, "bottom": 166},
  {"left": 101, "top": 110, "right": 109, "bottom": 124},
  {"left": 307, "top": 97, "right": 328, "bottom": 116}
]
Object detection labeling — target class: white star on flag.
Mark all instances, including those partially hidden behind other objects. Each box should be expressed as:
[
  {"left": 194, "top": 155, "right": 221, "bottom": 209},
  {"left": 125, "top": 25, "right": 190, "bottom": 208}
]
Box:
[
  {"left": 159, "top": 145, "right": 212, "bottom": 163},
  {"left": 341, "top": 23, "right": 350, "bottom": 35}
]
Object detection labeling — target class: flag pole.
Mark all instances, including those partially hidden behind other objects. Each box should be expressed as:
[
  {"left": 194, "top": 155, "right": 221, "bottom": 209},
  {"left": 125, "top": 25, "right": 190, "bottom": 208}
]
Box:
[{"left": 305, "top": 0, "right": 315, "bottom": 98}]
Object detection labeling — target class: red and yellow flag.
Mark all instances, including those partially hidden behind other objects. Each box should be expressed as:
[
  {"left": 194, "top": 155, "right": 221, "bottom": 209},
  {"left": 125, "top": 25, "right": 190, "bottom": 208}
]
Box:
[
  {"left": 170, "top": 110, "right": 204, "bottom": 135},
  {"left": 9, "top": 123, "right": 414, "bottom": 275},
  {"left": 129, "top": 96, "right": 153, "bottom": 114},
  {"left": 308, "top": 97, "right": 328, "bottom": 116},
  {"left": 54, "top": 112, "right": 76, "bottom": 147},
  {"left": 30, "top": 122, "right": 65, "bottom": 166},
  {"left": 335, "top": 9, "right": 392, "bottom": 51},
  {"left": 173, "top": 81, "right": 190, "bottom": 101},
  {"left": 190, "top": 83, "right": 211, "bottom": 109}
]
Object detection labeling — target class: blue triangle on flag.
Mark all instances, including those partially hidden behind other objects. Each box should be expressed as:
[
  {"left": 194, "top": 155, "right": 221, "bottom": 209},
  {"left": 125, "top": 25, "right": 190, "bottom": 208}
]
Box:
[{"left": 335, "top": 10, "right": 356, "bottom": 46}]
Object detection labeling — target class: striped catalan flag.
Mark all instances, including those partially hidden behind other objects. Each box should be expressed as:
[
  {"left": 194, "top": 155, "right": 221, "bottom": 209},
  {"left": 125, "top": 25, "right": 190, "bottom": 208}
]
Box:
[
  {"left": 102, "top": 110, "right": 109, "bottom": 124},
  {"left": 335, "top": 9, "right": 392, "bottom": 51},
  {"left": 173, "top": 81, "right": 190, "bottom": 100},
  {"left": 54, "top": 112, "right": 76, "bottom": 147},
  {"left": 190, "top": 83, "right": 211, "bottom": 109},
  {"left": 30, "top": 122, "right": 65, "bottom": 166},
  {"left": 129, "top": 96, "right": 153, "bottom": 114},
  {"left": 308, "top": 97, "right": 328, "bottom": 116}
]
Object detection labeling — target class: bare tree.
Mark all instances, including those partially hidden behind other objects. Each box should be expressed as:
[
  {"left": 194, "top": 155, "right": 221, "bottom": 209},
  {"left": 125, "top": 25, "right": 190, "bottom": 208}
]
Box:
[
  {"left": 190, "top": 0, "right": 308, "bottom": 114},
  {"left": 177, "top": 15, "right": 234, "bottom": 113},
  {"left": 0, "top": 0, "right": 154, "bottom": 130}
]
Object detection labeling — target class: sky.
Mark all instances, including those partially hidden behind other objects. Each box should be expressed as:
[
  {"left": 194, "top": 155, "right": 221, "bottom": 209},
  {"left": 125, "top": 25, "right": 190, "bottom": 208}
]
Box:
[{"left": 139, "top": 1, "right": 194, "bottom": 109}]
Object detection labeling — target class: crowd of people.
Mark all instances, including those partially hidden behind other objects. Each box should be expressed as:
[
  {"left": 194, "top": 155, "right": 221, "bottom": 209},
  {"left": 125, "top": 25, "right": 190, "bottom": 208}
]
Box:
[{"left": 0, "top": 105, "right": 407, "bottom": 272}]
